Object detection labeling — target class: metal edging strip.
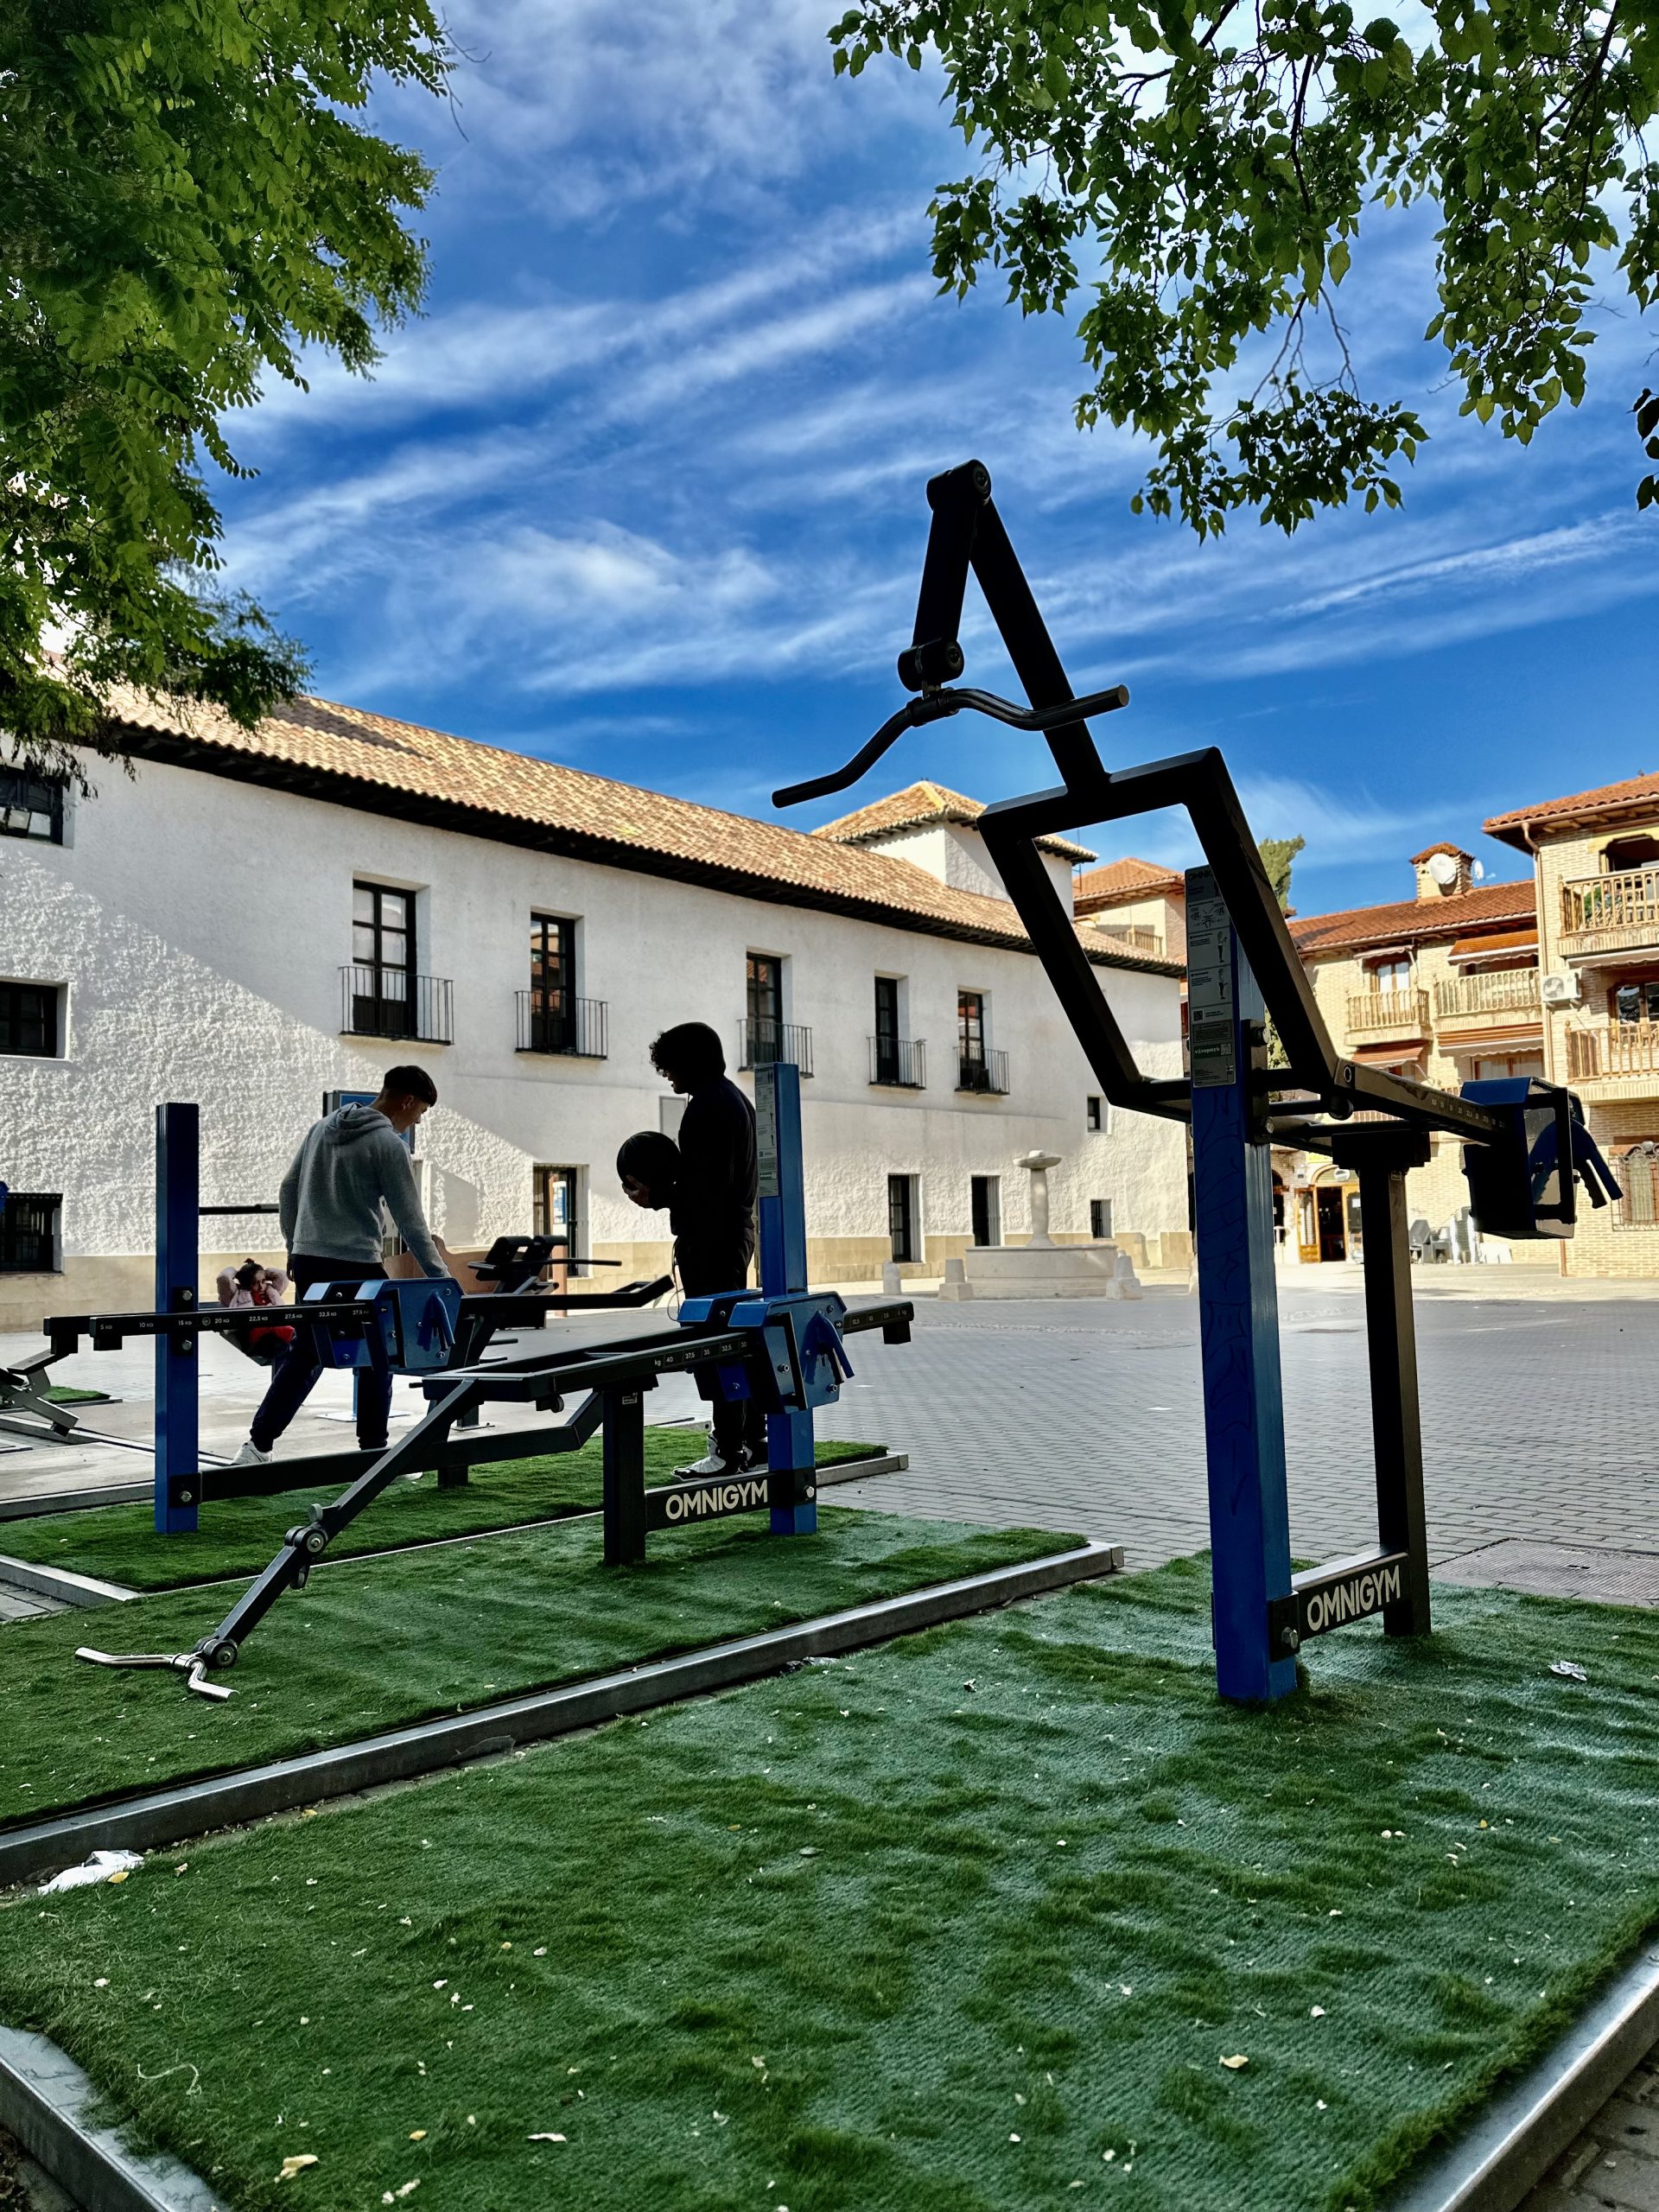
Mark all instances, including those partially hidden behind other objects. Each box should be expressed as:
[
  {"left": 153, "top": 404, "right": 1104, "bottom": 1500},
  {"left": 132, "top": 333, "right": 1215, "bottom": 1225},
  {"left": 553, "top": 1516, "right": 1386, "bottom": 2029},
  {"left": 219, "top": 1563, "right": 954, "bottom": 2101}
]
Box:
[
  {"left": 0, "top": 1553, "right": 141, "bottom": 1610},
  {"left": 0, "top": 1539, "right": 1123, "bottom": 1891},
  {"left": 0, "top": 2025, "right": 223, "bottom": 2212},
  {"left": 1386, "top": 1940, "right": 1659, "bottom": 2212}
]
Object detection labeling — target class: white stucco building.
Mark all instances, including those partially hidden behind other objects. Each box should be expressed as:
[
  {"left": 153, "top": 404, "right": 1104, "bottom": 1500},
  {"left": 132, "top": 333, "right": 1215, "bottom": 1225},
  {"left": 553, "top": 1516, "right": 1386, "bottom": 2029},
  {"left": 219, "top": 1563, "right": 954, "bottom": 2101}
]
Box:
[{"left": 0, "top": 696, "right": 1190, "bottom": 1325}]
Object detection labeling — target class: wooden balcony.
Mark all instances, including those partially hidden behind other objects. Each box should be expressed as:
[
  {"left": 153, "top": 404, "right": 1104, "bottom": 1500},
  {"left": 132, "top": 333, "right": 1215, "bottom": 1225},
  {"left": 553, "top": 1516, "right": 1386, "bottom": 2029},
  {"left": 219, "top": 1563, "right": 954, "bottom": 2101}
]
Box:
[
  {"left": 1344, "top": 987, "right": 1430, "bottom": 1042},
  {"left": 1566, "top": 1021, "right": 1659, "bottom": 1095},
  {"left": 1090, "top": 922, "right": 1164, "bottom": 956},
  {"left": 1433, "top": 969, "right": 1542, "bottom": 1030},
  {"left": 1560, "top": 867, "right": 1659, "bottom": 960}
]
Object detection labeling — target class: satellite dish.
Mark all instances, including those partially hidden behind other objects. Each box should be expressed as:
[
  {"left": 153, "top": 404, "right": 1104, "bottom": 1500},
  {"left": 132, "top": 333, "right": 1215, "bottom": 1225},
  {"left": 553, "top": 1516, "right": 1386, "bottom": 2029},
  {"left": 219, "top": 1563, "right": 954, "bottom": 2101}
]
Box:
[
  {"left": 1427, "top": 851, "right": 1460, "bottom": 887},
  {"left": 1471, "top": 860, "right": 1484, "bottom": 881}
]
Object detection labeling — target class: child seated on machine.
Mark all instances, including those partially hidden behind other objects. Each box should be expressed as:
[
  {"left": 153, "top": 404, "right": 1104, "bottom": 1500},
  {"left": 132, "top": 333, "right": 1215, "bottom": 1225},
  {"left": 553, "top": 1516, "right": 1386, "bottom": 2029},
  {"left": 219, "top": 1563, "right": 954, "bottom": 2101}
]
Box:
[{"left": 214, "top": 1257, "right": 296, "bottom": 1366}]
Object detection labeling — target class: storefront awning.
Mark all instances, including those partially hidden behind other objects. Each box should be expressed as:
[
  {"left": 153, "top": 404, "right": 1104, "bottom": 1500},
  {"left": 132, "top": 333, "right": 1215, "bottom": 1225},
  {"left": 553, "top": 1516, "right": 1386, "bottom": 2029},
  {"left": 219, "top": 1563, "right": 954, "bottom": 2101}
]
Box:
[
  {"left": 1449, "top": 927, "right": 1538, "bottom": 963},
  {"left": 1348, "top": 1043, "right": 1427, "bottom": 1067}
]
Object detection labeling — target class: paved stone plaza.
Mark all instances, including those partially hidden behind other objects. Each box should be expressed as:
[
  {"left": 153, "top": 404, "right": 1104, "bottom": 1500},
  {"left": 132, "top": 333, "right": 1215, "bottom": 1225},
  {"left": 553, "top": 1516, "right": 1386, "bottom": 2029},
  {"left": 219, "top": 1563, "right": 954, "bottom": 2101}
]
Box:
[{"left": 814, "top": 1277, "right": 1659, "bottom": 1599}]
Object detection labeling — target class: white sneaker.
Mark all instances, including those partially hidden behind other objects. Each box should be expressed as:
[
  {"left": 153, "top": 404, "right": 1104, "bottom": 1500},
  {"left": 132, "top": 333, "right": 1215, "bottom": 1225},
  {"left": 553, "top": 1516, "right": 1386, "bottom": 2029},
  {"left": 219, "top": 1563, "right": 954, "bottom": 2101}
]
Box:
[
  {"left": 231, "top": 1440, "right": 272, "bottom": 1466},
  {"left": 675, "top": 1430, "right": 729, "bottom": 1479}
]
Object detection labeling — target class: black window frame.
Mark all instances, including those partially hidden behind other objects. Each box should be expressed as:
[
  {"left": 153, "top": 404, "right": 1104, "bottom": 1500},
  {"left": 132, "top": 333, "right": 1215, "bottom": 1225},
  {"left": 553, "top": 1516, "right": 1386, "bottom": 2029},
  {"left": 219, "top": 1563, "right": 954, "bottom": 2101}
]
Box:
[
  {"left": 351, "top": 881, "right": 415, "bottom": 1035},
  {"left": 0, "top": 1191, "right": 62, "bottom": 1273},
  {"left": 1612, "top": 976, "right": 1659, "bottom": 1027},
  {"left": 532, "top": 1163, "right": 582, "bottom": 1274},
  {"left": 1090, "top": 1198, "right": 1114, "bottom": 1240},
  {"left": 0, "top": 770, "right": 65, "bottom": 845},
  {"left": 0, "top": 980, "right": 60, "bottom": 1058},
  {"left": 1085, "top": 1094, "right": 1103, "bottom": 1132},
  {"left": 530, "top": 913, "right": 577, "bottom": 1050},
  {"left": 747, "top": 952, "right": 785, "bottom": 1065},
  {"left": 970, "top": 1174, "right": 1001, "bottom": 1248},
  {"left": 887, "top": 1173, "right": 917, "bottom": 1264}
]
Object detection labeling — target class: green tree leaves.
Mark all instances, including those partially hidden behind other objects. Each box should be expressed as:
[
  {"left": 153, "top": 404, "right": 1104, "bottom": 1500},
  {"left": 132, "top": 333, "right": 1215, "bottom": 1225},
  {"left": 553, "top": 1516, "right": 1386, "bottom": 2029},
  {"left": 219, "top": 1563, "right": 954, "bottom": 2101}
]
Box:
[
  {"left": 0, "top": 0, "right": 451, "bottom": 779},
  {"left": 830, "top": 0, "right": 1657, "bottom": 531}
]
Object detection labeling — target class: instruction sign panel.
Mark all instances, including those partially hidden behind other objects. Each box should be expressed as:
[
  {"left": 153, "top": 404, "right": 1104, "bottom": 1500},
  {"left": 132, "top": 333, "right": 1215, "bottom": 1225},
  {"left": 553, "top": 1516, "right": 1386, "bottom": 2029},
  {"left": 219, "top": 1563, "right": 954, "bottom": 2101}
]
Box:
[
  {"left": 755, "top": 1071, "right": 780, "bottom": 1199},
  {"left": 1185, "top": 867, "right": 1237, "bottom": 1090}
]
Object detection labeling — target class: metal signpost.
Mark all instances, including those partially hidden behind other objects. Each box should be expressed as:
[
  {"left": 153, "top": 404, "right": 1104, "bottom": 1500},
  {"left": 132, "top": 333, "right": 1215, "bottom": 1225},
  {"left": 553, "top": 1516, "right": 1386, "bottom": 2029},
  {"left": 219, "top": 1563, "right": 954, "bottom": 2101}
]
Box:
[
  {"left": 155, "top": 1103, "right": 200, "bottom": 1536},
  {"left": 756, "top": 1059, "right": 817, "bottom": 1537}
]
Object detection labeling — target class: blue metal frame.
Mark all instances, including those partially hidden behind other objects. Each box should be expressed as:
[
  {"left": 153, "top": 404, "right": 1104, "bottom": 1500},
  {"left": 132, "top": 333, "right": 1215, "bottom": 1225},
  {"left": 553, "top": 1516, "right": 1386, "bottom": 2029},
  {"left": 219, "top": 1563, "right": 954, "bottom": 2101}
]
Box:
[
  {"left": 755, "top": 1060, "right": 817, "bottom": 1535},
  {"left": 155, "top": 1103, "right": 200, "bottom": 1535},
  {"left": 1185, "top": 870, "right": 1296, "bottom": 1700}
]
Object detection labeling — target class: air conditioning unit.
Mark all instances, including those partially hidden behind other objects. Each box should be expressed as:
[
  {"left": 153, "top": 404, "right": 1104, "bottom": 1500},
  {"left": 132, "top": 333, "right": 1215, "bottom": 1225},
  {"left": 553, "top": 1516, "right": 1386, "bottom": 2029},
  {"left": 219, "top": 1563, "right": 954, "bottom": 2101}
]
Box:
[{"left": 1540, "top": 973, "right": 1581, "bottom": 1006}]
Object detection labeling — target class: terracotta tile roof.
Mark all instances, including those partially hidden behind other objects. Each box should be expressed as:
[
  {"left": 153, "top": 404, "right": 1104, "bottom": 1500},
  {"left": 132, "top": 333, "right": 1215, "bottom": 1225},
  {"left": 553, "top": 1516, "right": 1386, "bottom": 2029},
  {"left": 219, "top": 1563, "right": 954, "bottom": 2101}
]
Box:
[
  {"left": 1073, "top": 856, "right": 1185, "bottom": 912},
  {"left": 1408, "top": 841, "right": 1472, "bottom": 864},
  {"left": 97, "top": 689, "right": 1179, "bottom": 976},
  {"left": 1290, "top": 878, "right": 1536, "bottom": 957},
  {"left": 1484, "top": 770, "right": 1659, "bottom": 849},
  {"left": 812, "top": 780, "right": 1096, "bottom": 863}
]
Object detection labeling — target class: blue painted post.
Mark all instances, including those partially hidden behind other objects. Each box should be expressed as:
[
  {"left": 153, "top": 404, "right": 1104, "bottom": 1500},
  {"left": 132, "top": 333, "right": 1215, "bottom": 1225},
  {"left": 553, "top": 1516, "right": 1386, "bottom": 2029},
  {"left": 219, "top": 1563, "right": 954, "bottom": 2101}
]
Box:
[
  {"left": 1185, "top": 868, "right": 1295, "bottom": 1701},
  {"left": 155, "top": 1102, "right": 200, "bottom": 1535},
  {"left": 755, "top": 1060, "right": 816, "bottom": 1536}
]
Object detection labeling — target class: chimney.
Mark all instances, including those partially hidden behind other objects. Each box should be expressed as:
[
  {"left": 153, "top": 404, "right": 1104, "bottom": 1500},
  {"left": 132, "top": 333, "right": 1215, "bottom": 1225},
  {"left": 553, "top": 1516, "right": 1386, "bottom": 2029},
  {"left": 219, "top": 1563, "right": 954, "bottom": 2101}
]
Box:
[{"left": 1409, "top": 842, "right": 1474, "bottom": 901}]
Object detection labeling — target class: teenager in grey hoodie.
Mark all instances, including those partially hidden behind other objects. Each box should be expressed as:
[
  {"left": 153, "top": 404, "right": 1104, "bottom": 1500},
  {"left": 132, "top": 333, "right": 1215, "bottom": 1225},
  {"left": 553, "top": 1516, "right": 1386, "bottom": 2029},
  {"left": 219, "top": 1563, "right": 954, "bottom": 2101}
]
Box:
[{"left": 232, "top": 1067, "right": 451, "bottom": 1465}]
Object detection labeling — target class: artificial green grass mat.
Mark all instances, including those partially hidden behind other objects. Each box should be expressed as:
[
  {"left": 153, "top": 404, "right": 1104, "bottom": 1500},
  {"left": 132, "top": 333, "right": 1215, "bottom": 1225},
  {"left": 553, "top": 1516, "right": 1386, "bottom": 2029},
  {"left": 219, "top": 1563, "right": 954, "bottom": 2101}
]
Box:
[
  {"left": 3, "top": 1560, "right": 1655, "bottom": 2212},
  {"left": 0, "top": 1433, "right": 881, "bottom": 1592},
  {"left": 0, "top": 1509, "right": 1070, "bottom": 1828},
  {"left": 44, "top": 1385, "right": 111, "bottom": 1405}
]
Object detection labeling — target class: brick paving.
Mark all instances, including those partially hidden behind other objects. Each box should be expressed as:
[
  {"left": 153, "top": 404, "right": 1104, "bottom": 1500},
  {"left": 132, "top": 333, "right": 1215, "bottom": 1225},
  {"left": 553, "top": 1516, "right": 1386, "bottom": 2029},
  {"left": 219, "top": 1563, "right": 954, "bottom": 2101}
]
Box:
[{"left": 817, "top": 1281, "right": 1659, "bottom": 1576}]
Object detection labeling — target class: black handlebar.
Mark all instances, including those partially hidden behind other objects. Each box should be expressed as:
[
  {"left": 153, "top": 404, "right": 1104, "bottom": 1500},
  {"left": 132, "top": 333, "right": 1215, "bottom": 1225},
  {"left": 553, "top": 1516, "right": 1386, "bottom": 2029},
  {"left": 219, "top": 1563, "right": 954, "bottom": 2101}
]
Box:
[{"left": 772, "top": 683, "right": 1129, "bottom": 809}]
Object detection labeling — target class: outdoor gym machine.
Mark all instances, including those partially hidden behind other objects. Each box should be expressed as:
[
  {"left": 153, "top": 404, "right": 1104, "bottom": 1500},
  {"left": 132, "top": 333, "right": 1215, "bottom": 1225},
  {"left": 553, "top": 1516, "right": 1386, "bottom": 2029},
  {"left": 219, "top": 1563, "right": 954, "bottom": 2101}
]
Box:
[
  {"left": 776, "top": 458, "right": 1620, "bottom": 1703},
  {"left": 63, "top": 1065, "right": 913, "bottom": 1697}
]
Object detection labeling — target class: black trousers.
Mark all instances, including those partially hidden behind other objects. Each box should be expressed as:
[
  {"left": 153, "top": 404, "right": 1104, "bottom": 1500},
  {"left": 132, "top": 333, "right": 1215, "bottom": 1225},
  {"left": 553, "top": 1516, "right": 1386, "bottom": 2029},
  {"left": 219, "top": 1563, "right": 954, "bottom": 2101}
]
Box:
[
  {"left": 679, "top": 1238, "right": 765, "bottom": 1464},
  {"left": 251, "top": 1256, "right": 390, "bottom": 1453}
]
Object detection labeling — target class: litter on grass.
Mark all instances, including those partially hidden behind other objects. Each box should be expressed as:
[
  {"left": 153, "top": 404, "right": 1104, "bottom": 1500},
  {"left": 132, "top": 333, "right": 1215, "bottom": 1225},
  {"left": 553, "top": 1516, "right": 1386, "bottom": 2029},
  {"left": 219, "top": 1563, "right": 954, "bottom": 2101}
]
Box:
[
  {"left": 1551, "top": 1660, "right": 1589, "bottom": 1681},
  {"left": 39, "top": 1848, "right": 143, "bottom": 1894}
]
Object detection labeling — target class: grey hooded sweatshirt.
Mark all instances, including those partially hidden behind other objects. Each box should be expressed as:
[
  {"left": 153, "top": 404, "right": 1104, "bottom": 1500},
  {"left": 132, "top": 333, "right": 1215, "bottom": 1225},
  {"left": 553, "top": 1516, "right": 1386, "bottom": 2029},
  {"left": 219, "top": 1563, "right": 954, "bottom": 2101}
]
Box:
[{"left": 277, "top": 1106, "right": 445, "bottom": 1276}]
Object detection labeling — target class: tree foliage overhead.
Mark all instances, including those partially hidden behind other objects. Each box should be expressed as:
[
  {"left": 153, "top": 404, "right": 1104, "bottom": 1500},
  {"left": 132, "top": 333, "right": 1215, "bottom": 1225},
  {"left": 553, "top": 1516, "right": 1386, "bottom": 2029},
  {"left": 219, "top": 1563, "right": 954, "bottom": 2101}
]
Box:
[
  {"left": 830, "top": 0, "right": 1659, "bottom": 534},
  {"left": 1, "top": 0, "right": 450, "bottom": 779}
]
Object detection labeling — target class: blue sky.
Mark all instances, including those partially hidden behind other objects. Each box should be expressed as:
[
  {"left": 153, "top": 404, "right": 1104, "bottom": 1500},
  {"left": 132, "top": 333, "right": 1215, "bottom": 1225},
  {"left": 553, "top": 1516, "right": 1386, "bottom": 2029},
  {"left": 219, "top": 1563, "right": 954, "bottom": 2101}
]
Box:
[{"left": 217, "top": 0, "right": 1659, "bottom": 918}]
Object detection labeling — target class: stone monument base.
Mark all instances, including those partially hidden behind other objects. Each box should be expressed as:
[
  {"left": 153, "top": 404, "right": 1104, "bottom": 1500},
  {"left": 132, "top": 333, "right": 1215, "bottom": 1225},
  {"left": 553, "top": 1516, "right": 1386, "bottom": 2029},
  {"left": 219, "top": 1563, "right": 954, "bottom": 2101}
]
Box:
[{"left": 958, "top": 1241, "right": 1136, "bottom": 1300}]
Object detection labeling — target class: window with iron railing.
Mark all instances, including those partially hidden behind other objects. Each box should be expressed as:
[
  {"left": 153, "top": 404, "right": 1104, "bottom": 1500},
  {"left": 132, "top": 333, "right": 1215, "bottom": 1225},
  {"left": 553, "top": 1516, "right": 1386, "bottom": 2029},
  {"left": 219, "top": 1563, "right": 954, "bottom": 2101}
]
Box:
[
  {"left": 957, "top": 989, "right": 1007, "bottom": 1092},
  {"left": 0, "top": 981, "right": 59, "bottom": 1058},
  {"left": 0, "top": 769, "right": 63, "bottom": 844},
  {"left": 1614, "top": 1143, "right": 1659, "bottom": 1230},
  {"left": 0, "top": 1191, "right": 60, "bottom": 1272},
  {"left": 517, "top": 992, "right": 607, "bottom": 1058},
  {"left": 340, "top": 965, "right": 452, "bottom": 1044},
  {"left": 740, "top": 1019, "right": 813, "bottom": 1075},
  {"left": 869, "top": 1034, "right": 925, "bottom": 1087}
]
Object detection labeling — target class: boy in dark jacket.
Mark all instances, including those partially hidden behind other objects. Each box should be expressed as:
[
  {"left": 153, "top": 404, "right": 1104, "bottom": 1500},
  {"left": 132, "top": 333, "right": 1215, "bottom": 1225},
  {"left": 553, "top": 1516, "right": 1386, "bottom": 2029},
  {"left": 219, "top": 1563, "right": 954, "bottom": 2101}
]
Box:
[{"left": 622, "top": 1020, "right": 765, "bottom": 1477}]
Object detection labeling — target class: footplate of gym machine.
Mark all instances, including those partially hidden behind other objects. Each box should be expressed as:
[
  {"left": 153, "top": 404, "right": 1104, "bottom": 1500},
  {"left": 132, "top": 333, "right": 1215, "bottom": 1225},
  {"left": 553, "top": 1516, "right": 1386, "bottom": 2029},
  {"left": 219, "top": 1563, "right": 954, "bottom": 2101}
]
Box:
[
  {"left": 1267, "top": 1548, "right": 1413, "bottom": 1650},
  {"left": 644, "top": 1466, "right": 815, "bottom": 1530}
]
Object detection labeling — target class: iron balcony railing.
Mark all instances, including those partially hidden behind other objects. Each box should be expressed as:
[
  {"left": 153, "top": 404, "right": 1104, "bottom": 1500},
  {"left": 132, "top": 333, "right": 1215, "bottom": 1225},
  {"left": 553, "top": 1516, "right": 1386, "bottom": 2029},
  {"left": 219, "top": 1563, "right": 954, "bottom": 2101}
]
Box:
[
  {"left": 340, "top": 965, "right": 452, "bottom": 1045},
  {"left": 1433, "top": 969, "right": 1542, "bottom": 1023},
  {"left": 1560, "top": 865, "right": 1659, "bottom": 955},
  {"left": 739, "top": 1019, "right": 813, "bottom": 1076},
  {"left": 1566, "top": 1021, "right": 1659, "bottom": 1084},
  {"left": 1344, "top": 987, "right": 1431, "bottom": 1039},
  {"left": 868, "top": 1035, "right": 926, "bottom": 1089},
  {"left": 515, "top": 993, "right": 608, "bottom": 1058},
  {"left": 957, "top": 1044, "right": 1010, "bottom": 1095}
]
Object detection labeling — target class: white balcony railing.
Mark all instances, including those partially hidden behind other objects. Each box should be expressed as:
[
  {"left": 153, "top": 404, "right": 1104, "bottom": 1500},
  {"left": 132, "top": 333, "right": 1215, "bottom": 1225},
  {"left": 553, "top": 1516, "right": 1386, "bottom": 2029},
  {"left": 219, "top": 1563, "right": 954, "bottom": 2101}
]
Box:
[
  {"left": 1433, "top": 969, "right": 1542, "bottom": 1024},
  {"left": 1344, "top": 987, "right": 1430, "bottom": 1039},
  {"left": 1560, "top": 867, "right": 1659, "bottom": 957},
  {"left": 1566, "top": 1022, "right": 1659, "bottom": 1085}
]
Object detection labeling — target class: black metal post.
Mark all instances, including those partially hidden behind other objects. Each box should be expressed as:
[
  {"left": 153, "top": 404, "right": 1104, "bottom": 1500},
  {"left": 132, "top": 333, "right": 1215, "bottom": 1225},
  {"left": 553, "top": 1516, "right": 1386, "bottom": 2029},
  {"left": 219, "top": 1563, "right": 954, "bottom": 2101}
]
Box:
[
  {"left": 1338, "top": 1129, "right": 1433, "bottom": 1638},
  {"left": 602, "top": 1388, "right": 647, "bottom": 1566}
]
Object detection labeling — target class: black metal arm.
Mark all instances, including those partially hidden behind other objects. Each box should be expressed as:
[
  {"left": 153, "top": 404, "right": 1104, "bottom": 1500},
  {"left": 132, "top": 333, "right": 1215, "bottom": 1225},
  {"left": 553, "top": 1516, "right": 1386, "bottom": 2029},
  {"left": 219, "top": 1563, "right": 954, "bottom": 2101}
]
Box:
[{"left": 773, "top": 457, "right": 1510, "bottom": 1148}]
